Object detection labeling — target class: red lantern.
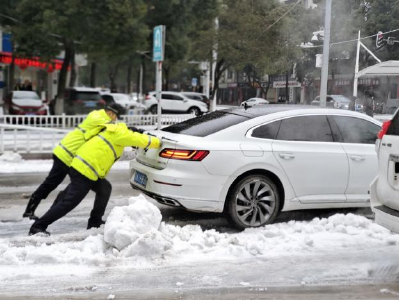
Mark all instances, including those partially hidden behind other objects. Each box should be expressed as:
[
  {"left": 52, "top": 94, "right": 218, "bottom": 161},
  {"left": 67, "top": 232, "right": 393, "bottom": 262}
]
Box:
[
  {"left": 19, "top": 61, "right": 28, "bottom": 70},
  {"left": 47, "top": 64, "right": 54, "bottom": 73}
]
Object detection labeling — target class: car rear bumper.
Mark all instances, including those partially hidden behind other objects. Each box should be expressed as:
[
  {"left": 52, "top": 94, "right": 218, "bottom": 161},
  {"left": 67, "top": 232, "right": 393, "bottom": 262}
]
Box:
[
  {"left": 129, "top": 159, "right": 227, "bottom": 212},
  {"left": 371, "top": 177, "right": 399, "bottom": 233}
]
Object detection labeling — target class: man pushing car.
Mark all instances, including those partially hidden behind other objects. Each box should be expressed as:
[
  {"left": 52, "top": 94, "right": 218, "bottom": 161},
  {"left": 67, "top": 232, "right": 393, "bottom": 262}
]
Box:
[{"left": 29, "top": 122, "right": 162, "bottom": 236}]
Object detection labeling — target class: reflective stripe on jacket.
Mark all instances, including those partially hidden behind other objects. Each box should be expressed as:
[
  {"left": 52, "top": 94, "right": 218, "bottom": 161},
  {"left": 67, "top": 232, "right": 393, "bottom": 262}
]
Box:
[
  {"left": 71, "top": 123, "right": 162, "bottom": 181},
  {"left": 53, "top": 109, "right": 112, "bottom": 166}
]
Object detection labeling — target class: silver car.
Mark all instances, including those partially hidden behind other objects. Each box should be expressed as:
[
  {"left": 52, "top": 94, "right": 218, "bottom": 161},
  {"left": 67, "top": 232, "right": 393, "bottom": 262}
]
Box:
[{"left": 311, "top": 95, "right": 351, "bottom": 109}]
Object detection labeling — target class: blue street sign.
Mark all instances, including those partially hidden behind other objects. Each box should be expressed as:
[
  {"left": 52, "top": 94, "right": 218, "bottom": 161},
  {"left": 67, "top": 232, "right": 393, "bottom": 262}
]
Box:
[
  {"left": 191, "top": 78, "right": 198, "bottom": 87},
  {"left": 153, "top": 25, "right": 165, "bottom": 62}
]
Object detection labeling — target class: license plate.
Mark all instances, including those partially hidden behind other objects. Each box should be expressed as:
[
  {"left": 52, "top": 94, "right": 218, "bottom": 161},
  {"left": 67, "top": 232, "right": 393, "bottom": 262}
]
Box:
[
  {"left": 134, "top": 171, "right": 148, "bottom": 187},
  {"left": 84, "top": 102, "right": 96, "bottom": 107}
]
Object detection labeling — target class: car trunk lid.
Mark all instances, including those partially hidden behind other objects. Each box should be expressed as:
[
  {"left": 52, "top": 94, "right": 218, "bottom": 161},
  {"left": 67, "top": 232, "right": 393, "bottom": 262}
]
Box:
[{"left": 135, "top": 131, "right": 181, "bottom": 170}]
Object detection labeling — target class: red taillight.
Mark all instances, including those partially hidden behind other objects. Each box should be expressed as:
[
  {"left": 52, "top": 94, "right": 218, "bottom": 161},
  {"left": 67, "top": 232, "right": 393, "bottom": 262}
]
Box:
[
  {"left": 145, "top": 95, "right": 151, "bottom": 100},
  {"left": 159, "top": 149, "right": 209, "bottom": 161},
  {"left": 378, "top": 120, "right": 391, "bottom": 139}
]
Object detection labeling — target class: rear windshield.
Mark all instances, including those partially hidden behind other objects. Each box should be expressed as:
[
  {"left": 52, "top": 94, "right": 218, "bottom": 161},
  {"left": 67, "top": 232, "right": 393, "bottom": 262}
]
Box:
[
  {"left": 71, "top": 91, "right": 101, "bottom": 102},
  {"left": 162, "top": 111, "right": 252, "bottom": 137},
  {"left": 13, "top": 91, "right": 40, "bottom": 100}
]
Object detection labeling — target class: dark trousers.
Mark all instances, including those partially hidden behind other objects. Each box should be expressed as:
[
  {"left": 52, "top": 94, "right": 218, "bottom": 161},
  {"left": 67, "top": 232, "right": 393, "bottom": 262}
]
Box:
[
  {"left": 32, "top": 168, "right": 112, "bottom": 230},
  {"left": 33, "top": 155, "right": 69, "bottom": 200}
]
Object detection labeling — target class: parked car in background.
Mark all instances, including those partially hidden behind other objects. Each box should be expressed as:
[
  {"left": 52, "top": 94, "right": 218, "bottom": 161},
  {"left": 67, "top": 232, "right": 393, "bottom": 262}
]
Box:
[
  {"left": 180, "top": 92, "right": 210, "bottom": 109},
  {"left": 4, "top": 91, "right": 48, "bottom": 115},
  {"left": 371, "top": 107, "right": 399, "bottom": 233},
  {"left": 382, "top": 99, "right": 399, "bottom": 115},
  {"left": 101, "top": 93, "right": 146, "bottom": 114},
  {"left": 50, "top": 87, "right": 106, "bottom": 115},
  {"left": 145, "top": 91, "right": 208, "bottom": 116},
  {"left": 129, "top": 106, "right": 380, "bottom": 229},
  {"left": 240, "top": 98, "right": 269, "bottom": 107},
  {"left": 311, "top": 95, "right": 351, "bottom": 109}
]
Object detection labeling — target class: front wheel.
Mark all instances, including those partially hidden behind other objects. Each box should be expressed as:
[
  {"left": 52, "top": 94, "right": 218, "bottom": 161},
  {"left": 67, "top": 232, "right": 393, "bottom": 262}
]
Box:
[
  {"left": 187, "top": 107, "right": 201, "bottom": 116},
  {"left": 226, "top": 174, "right": 280, "bottom": 230},
  {"left": 150, "top": 105, "right": 158, "bottom": 115}
]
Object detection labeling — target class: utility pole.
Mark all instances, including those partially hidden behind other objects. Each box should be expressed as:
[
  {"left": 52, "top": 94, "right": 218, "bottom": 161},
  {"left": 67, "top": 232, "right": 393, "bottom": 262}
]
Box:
[{"left": 319, "top": 0, "right": 332, "bottom": 108}]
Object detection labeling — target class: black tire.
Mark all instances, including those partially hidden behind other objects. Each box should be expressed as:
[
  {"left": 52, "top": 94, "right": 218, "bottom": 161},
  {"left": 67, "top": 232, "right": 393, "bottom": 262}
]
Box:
[
  {"left": 150, "top": 105, "right": 158, "bottom": 115},
  {"left": 187, "top": 106, "right": 201, "bottom": 116},
  {"left": 226, "top": 174, "right": 280, "bottom": 230}
]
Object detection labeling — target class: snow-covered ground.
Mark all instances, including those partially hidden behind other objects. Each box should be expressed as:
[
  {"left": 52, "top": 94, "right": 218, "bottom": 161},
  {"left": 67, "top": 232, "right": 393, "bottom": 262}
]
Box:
[
  {"left": 1, "top": 157, "right": 399, "bottom": 298},
  {"left": 0, "top": 152, "right": 131, "bottom": 173}
]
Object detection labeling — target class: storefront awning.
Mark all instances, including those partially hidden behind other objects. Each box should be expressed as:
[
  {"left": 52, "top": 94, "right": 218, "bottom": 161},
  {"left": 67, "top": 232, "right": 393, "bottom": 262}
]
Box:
[{"left": 355, "top": 60, "right": 399, "bottom": 78}]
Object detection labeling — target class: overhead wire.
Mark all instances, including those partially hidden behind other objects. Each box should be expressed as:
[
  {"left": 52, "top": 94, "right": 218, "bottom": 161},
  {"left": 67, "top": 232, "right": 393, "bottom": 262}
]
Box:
[
  {"left": 304, "top": 28, "right": 399, "bottom": 49},
  {"left": 256, "top": 0, "right": 301, "bottom": 40}
]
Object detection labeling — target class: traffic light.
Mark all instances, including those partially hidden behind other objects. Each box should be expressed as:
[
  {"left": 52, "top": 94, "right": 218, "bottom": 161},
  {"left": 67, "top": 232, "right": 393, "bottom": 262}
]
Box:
[{"left": 376, "top": 31, "right": 387, "bottom": 50}]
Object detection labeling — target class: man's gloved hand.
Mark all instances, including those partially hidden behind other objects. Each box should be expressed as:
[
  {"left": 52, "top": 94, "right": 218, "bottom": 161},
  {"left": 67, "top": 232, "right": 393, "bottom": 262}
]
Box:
[{"left": 128, "top": 126, "right": 145, "bottom": 134}]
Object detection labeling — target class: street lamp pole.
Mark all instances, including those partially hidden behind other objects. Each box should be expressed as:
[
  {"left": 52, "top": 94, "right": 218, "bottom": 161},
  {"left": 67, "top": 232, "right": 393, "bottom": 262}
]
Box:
[{"left": 319, "top": 0, "right": 332, "bottom": 108}]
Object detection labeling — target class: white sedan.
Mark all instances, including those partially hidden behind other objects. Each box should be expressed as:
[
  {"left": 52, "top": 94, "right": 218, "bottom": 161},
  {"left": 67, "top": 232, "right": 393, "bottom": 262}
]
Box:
[
  {"left": 240, "top": 97, "right": 269, "bottom": 107},
  {"left": 130, "top": 106, "right": 381, "bottom": 229}
]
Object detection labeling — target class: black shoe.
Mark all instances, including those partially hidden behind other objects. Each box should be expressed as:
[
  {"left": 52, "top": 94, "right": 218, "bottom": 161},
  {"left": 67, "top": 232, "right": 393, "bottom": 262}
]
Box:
[
  {"left": 87, "top": 220, "right": 105, "bottom": 229},
  {"left": 23, "top": 212, "right": 39, "bottom": 220},
  {"left": 23, "top": 195, "right": 41, "bottom": 220},
  {"left": 29, "top": 226, "right": 50, "bottom": 236}
]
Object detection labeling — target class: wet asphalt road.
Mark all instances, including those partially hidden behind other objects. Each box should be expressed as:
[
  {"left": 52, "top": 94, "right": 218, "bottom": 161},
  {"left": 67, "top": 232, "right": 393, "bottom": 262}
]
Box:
[{"left": 1, "top": 171, "right": 398, "bottom": 300}]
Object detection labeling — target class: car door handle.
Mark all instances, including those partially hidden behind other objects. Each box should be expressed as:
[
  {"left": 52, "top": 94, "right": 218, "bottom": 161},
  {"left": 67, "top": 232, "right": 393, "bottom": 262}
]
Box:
[
  {"left": 279, "top": 153, "right": 295, "bottom": 159},
  {"left": 350, "top": 155, "right": 365, "bottom": 162}
]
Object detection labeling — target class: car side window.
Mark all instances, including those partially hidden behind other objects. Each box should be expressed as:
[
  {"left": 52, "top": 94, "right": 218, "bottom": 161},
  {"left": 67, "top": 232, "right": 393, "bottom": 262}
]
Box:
[
  {"left": 161, "top": 93, "right": 174, "bottom": 100},
  {"left": 252, "top": 120, "right": 281, "bottom": 139},
  {"left": 277, "top": 116, "right": 333, "bottom": 142},
  {"left": 332, "top": 116, "right": 380, "bottom": 144},
  {"left": 172, "top": 95, "right": 184, "bottom": 101}
]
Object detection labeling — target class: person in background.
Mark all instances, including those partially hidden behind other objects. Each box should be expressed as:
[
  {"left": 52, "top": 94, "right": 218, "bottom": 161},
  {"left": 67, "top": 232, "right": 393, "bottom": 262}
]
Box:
[
  {"left": 364, "top": 90, "right": 374, "bottom": 117},
  {"left": 29, "top": 123, "right": 162, "bottom": 236},
  {"left": 23, "top": 103, "right": 125, "bottom": 220}
]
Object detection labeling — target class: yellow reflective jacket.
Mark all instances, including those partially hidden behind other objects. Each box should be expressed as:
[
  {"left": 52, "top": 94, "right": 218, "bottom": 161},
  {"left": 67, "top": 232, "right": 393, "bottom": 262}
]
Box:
[
  {"left": 71, "top": 123, "right": 162, "bottom": 181},
  {"left": 53, "top": 109, "right": 112, "bottom": 166}
]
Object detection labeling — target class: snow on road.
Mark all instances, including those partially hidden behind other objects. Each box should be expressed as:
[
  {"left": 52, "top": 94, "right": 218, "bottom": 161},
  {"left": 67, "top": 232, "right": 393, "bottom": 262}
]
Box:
[
  {"left": 1, "top": 195, "right": 399, "bottom": 292},
  {"left": 0, "top": 152, "right": 131, "bottom": 173},
  {"left": 1, "top": 157, "right": 399, "bottom": 297}
]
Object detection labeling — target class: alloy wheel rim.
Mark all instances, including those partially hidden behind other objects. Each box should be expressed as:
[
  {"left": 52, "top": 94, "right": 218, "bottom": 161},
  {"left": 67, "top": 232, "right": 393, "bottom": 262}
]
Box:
[{"left": 235, "top": 179, "right": 276, "bottom": 227}]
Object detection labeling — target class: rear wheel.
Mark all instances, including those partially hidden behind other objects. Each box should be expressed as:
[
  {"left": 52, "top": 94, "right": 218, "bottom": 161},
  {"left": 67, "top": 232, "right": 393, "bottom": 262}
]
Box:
[
  {"left": 187, "top": 106, "right": 201, "bottom": 116},
  {"left": 226, "top": 174, "right": 280, "bottom": 230}
]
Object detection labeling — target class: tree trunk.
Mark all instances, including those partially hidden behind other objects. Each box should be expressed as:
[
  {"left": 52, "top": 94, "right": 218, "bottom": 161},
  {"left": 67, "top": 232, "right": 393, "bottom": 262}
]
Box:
[
  {"left": 142, "top": 59, "right": 147, "bottom": 94},
  {"left": 8, "top": 53, "right": 15, "bottom": 93},
  {"left": 285, "top": 70, "right": 289, "bottom": 103},
  {"left": 108, "top": 63, "right": 120, "bottom": 92},
  {"left": 55, "top": 40, "right": 73, "bottom": 115},
  {"left": 127, "top": 60, "right": 133, "bottom": 94},
  {"left": 69, "top": 47, "right": 76, "bottom": 88},
  {"left": 90, "top": 62, "right": 96, "bottom": 88},
  {"left": 163, "top": 65, "right": 170, "bottom": 90},
  {"left": 212, "top": 58, "right": 228, "bottom": 103}
]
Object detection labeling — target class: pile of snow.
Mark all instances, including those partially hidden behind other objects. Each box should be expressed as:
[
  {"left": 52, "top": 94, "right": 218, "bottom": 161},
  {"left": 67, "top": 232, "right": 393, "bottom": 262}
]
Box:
[
  {"left": 1, "top": 195, "right": 399, "bottom": 281},
  {"left": 0, "top": 152, "right": 22, "bottom": 163},
  {"left": 104, "top": 195, "right": 169, "bottom": 256}
]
